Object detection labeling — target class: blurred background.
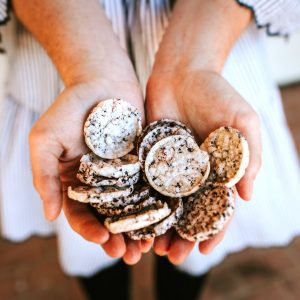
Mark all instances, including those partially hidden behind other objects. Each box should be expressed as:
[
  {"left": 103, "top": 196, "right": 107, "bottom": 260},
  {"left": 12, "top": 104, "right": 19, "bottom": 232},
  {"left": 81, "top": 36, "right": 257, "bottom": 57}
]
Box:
[{"left": 0, "top": 33, "right": 300, "bottom": 300}]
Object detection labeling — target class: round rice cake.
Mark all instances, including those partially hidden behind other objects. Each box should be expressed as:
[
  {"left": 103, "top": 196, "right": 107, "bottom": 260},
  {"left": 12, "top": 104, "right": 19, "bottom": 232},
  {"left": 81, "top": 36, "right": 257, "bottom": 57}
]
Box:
[
  {"left": 104, "top": 200, "right": 171, "bottom": 234},
  {"left": 92, "top": 183, "right": 151, "bottom": 208},
  {"left": 67, "top": 185, "right": 134, "bottom": 204},
  {"left": 84, "top": 98, "right": 142, "bottom": 159},
  {"left": 91, "top": 196, "right": 157, "bottom": 217},
  {"left": 145, "top": 135, "right": 210, "bottom": 197},
  {"left": 76, "top": 170, "right": 140, "bottom": 188},
  {"left": 138, "top": 119, "right": 192, "bottom": 170},
  {"left": 126, "top": 197, "right": 183, "bottom": 240},
  {"left": 79, "top": 153, "right": 140, "bottom": 179},
  {"left": 176, "top": 184, "right": 235, "bottom": 242},
  {"left": 200, "top": 126, "right": 249, "bottom": 187},
  {"left": 137, "top": 119, "right": 192, "bottom": 149}
]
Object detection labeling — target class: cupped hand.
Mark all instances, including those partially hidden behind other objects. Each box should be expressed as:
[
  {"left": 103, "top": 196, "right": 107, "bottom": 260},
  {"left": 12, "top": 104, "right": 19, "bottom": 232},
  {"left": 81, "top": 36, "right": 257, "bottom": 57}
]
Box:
[
  {"left": 29, "top": 78, "right": 148, "bottom": 264},
  {"left": 146, "top": 70, "right": 261, "bottom": 263}
]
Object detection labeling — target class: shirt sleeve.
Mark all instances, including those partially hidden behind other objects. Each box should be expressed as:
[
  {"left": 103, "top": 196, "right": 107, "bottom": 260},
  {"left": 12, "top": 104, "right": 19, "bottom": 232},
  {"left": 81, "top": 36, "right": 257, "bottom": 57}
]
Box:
[
  {"left": 0, "top": 0, "right": 11, "bottom": 53},
  {"left": 236, "top": 0, "right": 300, "bottom": 36},
  {"left": 0, "top": 0, "right": 10, "bottom": 25}
]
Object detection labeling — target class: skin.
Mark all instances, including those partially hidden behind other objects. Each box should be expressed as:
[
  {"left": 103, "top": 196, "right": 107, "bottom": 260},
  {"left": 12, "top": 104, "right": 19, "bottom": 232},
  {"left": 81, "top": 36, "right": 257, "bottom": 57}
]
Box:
[
  {"left": 13, "top": 0, "right": 146, "bottom": 265},
  {"left": 14, "top": 0, "right": 262, "bottom": 265},
  {"left": 147, "top": 0, "right": 261, "bottom": 264}
]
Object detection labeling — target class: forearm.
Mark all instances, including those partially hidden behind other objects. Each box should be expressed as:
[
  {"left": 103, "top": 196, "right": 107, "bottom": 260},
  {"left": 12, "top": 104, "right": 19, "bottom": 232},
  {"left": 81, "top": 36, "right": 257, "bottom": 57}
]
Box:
[
  {"left": 153, "top": 0, "right": 251, "bottom": 74},
  {"left": 12, "top": 0, "right": 135, "bottom": 86}
]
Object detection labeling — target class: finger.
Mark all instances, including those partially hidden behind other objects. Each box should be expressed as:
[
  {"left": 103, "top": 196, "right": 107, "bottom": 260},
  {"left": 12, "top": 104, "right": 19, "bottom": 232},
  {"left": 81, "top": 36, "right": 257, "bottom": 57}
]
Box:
[
  {"left": 58, "top": 156, "right": 82, "bottom": 180},
  {"left": 153, "top": 230, "right": 173, "bottom": 256},
  {"left": 237, "top": 117, "right": 262, "bottom": 200},
  {"left": 102, "top": 233, "right": 127, "bottom": 258},
  {"left": 63, "top": 193, "right": 109, "bottom": 244},
  {"left": 141, "top": 238, "right": 154, "bottom": 253},
  {"left": 198, "top": 229, "right": 226, "bottom": 255},
  {"left": 123, "top": 239, "right": 142, "bottom": 265},
  {"left": 168, "top": 234, "right": 195, "bottom": 265},
  {"left": 29, "top": 129, "right": 63, "bottom": 220}
]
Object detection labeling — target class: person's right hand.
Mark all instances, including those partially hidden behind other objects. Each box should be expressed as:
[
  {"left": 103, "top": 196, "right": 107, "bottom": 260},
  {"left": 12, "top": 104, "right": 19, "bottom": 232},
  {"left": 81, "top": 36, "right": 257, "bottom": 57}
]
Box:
[
  {"left": 29, "top": 78, "right": 152, "bottom": 265},
  {"left": 146, "top": 69, "right": 262, "bottom": 264}
]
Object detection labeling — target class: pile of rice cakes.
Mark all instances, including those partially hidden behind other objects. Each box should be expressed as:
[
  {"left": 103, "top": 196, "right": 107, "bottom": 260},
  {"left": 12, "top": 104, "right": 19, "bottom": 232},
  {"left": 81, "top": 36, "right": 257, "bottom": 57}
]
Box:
[{"left": 68, "top": 98, "right": 249, "bottom": 241}]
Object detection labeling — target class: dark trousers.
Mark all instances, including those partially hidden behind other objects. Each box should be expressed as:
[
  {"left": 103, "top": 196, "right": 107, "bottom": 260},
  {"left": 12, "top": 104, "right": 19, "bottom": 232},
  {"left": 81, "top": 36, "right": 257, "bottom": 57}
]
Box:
[{"left": 79, "top": 256, "right": 208, "bottom": 300}]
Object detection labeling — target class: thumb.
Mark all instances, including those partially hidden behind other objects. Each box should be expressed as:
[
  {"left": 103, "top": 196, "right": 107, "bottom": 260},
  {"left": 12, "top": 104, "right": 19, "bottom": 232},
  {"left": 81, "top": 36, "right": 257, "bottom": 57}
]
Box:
[{"left": 29, "top": 128, "right": 63, "bottom": 220}]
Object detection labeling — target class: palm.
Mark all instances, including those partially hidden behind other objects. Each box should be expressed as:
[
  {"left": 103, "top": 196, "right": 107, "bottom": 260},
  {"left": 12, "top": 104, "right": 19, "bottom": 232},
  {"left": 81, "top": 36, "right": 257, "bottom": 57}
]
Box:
[
  {"left": 148, "top": 71, "right": 252, "bottom": 139},
  {"left": 30, "top": 79, "right": 149, "bottom": 264}
]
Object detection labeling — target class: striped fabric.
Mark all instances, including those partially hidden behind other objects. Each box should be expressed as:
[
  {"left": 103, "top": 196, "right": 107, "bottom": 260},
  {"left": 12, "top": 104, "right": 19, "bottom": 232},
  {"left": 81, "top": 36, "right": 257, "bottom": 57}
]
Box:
[
  {"left": 237, "top": 0, "right": 300, "bottom": 36},
  {"left": 0, "top": 0, "right": 9, "bottom": 24},
  {"left": 0, "top": 0, "right": 300, "bottom": 276},
  {"left": 0, "top": 0, "right": 9, "bottom": 53}
]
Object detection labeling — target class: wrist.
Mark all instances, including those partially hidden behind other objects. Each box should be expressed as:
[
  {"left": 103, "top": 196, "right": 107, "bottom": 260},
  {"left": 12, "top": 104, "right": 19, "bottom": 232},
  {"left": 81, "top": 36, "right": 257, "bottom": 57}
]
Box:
[
  {"left": 152, "top": 0, "right": 251, "bottom": 75},
  {"left": 63, "top": 52, "right": 138, "bottom": 88}
]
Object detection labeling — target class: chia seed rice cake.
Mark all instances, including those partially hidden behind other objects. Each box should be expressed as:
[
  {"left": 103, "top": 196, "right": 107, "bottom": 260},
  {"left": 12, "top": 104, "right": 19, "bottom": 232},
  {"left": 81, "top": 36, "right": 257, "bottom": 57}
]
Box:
[
  {"left": 104, "top": 200, "right": 171, "bottom": 234},
  {"left": 84, "top": 98, "right": 142, "bottom": 159},
  {"left": 176, "top": 184, "right": 235, "bottom": 242},
  {"left": 67, "top": 185, "right": 134, "bottom": 205},
  {"left": 145, "top": 135, "right": 210, "bottom": 197},
  {"left": 76, "top": 170, "right": 140, "bottom": 188},
  {"left": 79, "top": 153, "right": 140, "bottom": 178},
  {"left": 138, "top": 119, "right": 192, "bottom": 170},
  {"left": 91, "top": 183, "right": 151, "bottom": 209},
  {"left": 126, "top": 197, "right": 183, "bottom": 240},
  {"left": 91, "top": 196, "right": 157, "bottom": 217},
  {"left": 200, "top": 126, "right": 249, "bottom": 187}
]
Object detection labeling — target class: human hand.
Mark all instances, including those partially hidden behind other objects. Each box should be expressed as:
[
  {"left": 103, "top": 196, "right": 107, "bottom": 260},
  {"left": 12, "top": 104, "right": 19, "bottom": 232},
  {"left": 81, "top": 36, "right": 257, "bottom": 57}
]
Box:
[
  {"left": 29, "top": 79, "right": 153, "bottom": 264},
  {"left": 146, "top": 69, "right": 261, "bottom": 263}
]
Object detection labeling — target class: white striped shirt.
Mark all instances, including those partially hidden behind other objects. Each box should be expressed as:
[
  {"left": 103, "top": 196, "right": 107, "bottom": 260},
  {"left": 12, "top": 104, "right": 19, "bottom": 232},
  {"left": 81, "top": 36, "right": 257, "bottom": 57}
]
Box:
[{"left": 0, "top": 0, "right": 300, "bottom": 276}]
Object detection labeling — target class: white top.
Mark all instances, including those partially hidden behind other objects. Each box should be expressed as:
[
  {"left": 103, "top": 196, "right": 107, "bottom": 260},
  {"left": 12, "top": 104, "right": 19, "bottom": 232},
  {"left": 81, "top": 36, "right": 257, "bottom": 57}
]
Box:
[{"left": 1, "top": 0, "right": 300, "bottom": 276}]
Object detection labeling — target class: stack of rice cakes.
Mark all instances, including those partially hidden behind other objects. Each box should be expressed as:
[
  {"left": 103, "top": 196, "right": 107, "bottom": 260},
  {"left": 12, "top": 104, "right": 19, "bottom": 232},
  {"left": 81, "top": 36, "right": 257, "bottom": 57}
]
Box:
[
  {"left": 68, "top": 98, "right": 249, "bottom": 242},
  {"left": 137, "top": 120, "right": 249, "bottom": 241},
  {"left": 68, "top": 99, "right": 183, "bottom": 239}
]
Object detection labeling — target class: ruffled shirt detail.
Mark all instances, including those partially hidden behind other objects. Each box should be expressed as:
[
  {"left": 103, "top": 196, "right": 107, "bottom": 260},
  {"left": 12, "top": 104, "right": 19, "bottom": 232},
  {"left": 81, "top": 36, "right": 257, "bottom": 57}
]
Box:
[
  {"left": 0, "top": 0, "right": 10, "bottom": 53},
  {"left": 237, "top": 0, "right": 300, "bottom": 36}
]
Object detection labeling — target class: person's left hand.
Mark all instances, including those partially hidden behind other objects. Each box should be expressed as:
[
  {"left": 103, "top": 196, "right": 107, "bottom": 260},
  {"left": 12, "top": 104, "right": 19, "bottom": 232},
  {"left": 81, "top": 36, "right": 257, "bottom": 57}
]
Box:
[
  {"left": 29, "top": 79, "right": 153, "bottom": 265},
  {"left": 146, "top": 69, "right": 261, "bottom": 264}
]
